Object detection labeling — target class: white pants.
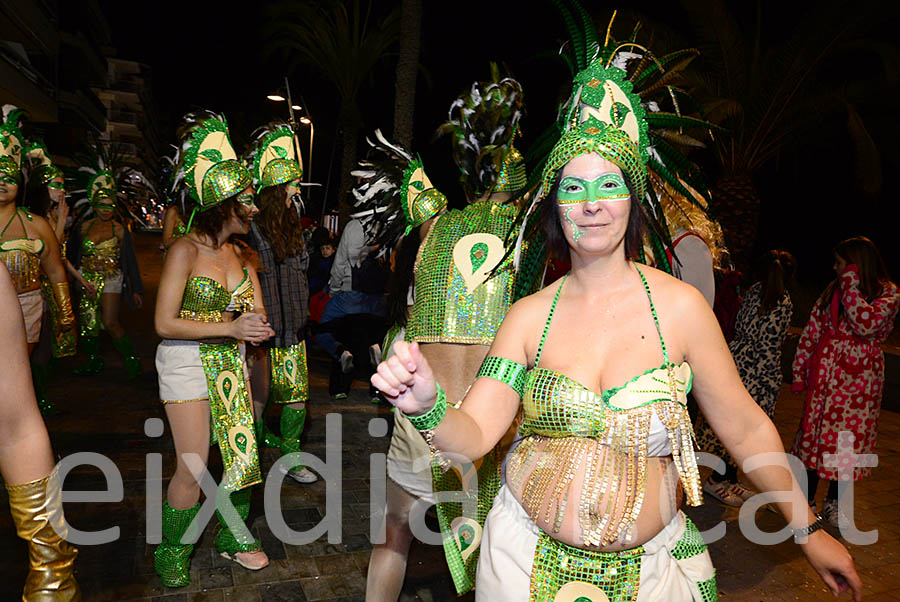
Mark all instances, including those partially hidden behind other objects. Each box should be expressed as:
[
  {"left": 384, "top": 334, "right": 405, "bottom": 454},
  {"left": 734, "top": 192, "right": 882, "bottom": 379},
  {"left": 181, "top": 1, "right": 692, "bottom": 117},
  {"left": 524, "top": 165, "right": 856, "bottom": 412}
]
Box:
[{"left": 475, "top": 486, "right": 716, "bottom": 601}]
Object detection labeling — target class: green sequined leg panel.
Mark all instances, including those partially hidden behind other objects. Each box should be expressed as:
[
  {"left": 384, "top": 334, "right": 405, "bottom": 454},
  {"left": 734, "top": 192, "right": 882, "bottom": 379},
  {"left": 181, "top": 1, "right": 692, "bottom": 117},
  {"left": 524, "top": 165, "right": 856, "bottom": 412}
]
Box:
[
  {"left": 154, "top": 500, "right": 201, "bottom": 588},
  {"left": 530, "top": 531, "right": 643, "bottom": 602},
  {"left": 279, "top": 406, "right": 306, "bottom": 465},
  {"left": 214, "top": 488, "right": 260, "bottom": 555},
  {"left": 74, "top": 336, "right": 103, "bottom": 375},
  {"left": 112, "top": 333, "right": 141, "bottom": 380}
]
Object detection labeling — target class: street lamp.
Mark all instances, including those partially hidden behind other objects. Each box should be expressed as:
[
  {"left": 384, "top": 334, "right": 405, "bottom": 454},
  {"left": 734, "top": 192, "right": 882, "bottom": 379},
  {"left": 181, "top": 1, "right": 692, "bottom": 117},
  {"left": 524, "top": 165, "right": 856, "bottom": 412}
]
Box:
[{"left": 299, "top": 116, "right": 314, "bottom": 187}]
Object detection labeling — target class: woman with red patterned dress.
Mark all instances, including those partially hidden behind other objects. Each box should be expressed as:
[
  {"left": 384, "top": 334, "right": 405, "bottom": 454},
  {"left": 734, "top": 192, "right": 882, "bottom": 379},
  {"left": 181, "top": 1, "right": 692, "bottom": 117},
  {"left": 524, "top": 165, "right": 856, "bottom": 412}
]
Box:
[{"left": 792, "top": 236, "right": 899, "bottom": 527}]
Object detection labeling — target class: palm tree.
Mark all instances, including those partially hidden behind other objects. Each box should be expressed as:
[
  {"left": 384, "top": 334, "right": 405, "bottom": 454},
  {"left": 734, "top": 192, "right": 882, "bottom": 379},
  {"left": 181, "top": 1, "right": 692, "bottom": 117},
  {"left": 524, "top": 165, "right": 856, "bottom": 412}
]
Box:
[
  {"left": 393, "top": 0, "right": 422, "bottom": 147},
  {"left": 682, "top": 0, "right": 888, "bottom": 272},
  {"left": 265, "top": 0, "right": 400, "bottom": 218}
]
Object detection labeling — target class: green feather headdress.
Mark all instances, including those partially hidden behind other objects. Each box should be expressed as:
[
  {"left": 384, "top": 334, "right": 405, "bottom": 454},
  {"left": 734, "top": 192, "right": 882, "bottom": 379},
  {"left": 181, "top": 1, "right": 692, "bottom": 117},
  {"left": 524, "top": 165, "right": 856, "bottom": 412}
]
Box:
[{"left": 513, "top": 2, "right": 722, "bottom": 273}]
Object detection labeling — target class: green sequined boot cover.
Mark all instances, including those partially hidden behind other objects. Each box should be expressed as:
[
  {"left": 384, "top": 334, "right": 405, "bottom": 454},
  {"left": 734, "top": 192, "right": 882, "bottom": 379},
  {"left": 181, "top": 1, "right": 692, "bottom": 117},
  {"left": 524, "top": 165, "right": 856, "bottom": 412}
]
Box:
[
  {"left": 112, "top": 334, "right": 141, "bottom": 380},
  {"left": 154, "top": 500, "right": 201, "bottom": 588},
  {"left": 279, "top": 406, "right": 306, "bottom": 461},
  {"left": 255, "top": 402, "right": 283, "bottom": 449},
  {"left": 73, "top": 336, "right": 103, "bottom": 375},
  {"left": 214, "top": 488, "right": 260, "bottom": 555},
  {"left": 31, "top": 361, "right": 58, "bottom": 416}
]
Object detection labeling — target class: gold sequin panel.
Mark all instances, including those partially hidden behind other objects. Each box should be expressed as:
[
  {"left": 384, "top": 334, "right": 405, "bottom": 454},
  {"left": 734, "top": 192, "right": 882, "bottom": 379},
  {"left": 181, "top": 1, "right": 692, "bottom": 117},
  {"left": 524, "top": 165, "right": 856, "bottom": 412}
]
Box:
[
  {"left": 82, "top": 237, "right": 120, "bottom": 276},
  {"left": 0, "top": 241, "right": 43, "bottom": 292},
  {"left": 407, "top": 201, "right": 523, "bottom": 345}
]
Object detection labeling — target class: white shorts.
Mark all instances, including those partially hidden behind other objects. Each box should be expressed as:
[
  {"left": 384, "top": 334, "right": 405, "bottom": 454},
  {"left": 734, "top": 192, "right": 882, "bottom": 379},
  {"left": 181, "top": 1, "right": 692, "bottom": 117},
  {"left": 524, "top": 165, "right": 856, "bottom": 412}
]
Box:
[
  {"left": 155, "top": 340, "right": 248, "bottom": 404},
  {"left": 18, "top": 289, "right": 43, "bottom": 343},
  {"left": 475, "top": 486, "right": 716, "bottom": 601},
  {"left": 102, "top": 271, "right": 124, "bottom": 294},
  {"left": 386, "top": 411, "right": 436, "bottom": 504}
]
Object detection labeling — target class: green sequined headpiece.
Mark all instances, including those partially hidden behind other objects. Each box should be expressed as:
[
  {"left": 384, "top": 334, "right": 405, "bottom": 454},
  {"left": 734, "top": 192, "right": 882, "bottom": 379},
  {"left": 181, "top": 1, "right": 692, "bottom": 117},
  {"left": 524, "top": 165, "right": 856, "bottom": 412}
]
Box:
[
  {"left": 174, "top": 112, "right": 251, "bottom": 212},
  {"left": 399, "top": 157, "right": 447, "bottom": 234},
  {"left": 25, "top": 140, "right": 64, "bottom": 185},
  {"left": 67, "top": 139, "right": 132, "bottom": 214},
  {"left": 87, "top": 171, "right": 117, "bottom": 207},
  {"left": 0, "top": 106, "right": 25, "bottom": 185},
  {"left": 248, "top": 124, "right": 303, "bottom": 191},
  {"left": 351, "top": 129, "right": 447, "bottom": 249}
]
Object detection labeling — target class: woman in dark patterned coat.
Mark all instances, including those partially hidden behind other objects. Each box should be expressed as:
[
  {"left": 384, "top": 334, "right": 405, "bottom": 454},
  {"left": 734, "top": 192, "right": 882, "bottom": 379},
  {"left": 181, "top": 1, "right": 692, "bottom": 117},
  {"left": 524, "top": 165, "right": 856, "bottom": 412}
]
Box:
[{"left": 696, "top": 250, "right": 795, "bottom": 506}]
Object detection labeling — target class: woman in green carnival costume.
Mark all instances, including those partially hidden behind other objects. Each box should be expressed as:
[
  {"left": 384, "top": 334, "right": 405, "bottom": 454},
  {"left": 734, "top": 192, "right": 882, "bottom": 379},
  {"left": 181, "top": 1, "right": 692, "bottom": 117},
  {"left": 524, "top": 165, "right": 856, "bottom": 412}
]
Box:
[
  {"left": 67, "top": 143, "right": 143, "bottom": 379},
  {"left": 246, "top": 123, "right": 317, "bottom": 484},
  {"left": 153, "top": 111, "right": 273, "bottom": 587},
  {"left": 0, "top": 106, "right": 76, "bottom": 370},
  {"left": 24, "top": 139, "right": 96, "bottom": 414},
  {"left": 356, "top": 66, "right": 538, "bottom": 599},
  {"left": 0, "top": 262, "right": 81, "bottom": 601},
  {"left": 371, "top": 10, "right": 863, "bottom": 602}
]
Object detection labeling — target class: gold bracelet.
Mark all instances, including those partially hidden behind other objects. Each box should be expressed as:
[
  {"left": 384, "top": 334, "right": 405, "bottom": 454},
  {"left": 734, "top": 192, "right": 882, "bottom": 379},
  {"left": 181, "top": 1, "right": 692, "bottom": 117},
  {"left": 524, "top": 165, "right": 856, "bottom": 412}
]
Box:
[{"left": 51, "top": 282, "right": 75, "bottom": 326}]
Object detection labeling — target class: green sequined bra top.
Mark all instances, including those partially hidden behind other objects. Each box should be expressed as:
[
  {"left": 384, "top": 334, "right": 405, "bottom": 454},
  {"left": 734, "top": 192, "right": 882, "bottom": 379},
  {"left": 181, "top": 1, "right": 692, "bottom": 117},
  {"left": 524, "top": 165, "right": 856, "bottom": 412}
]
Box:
[
  {"left": 178, "top": 269, "right": 255, "bottom": 323},
  {"left": 482, "top": 266, "right": 703, "bottom": 549}
]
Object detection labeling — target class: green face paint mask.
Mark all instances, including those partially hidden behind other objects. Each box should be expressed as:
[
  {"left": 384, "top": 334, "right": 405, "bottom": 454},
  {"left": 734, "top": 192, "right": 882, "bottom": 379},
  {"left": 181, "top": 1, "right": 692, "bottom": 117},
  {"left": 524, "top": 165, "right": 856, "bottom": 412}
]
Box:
[
  {"left": 236, "top": 191, "right": 256, "bottom": 209},
  {"left": 556, "top": 174, "right": 630, "bottom": 206},
  {"left": 0, "top": 174, "right": 18, "bottom": 186},
  {"left": 47, "top": 180, "right": 65, "bottom": 191}
]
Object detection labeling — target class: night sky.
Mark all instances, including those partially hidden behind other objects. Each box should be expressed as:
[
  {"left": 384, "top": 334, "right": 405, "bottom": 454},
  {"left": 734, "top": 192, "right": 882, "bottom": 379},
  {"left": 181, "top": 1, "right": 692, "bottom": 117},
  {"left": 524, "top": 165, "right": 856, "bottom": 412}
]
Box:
[{"left": 98, "top": 0, "right": 900, "bottom": 287}]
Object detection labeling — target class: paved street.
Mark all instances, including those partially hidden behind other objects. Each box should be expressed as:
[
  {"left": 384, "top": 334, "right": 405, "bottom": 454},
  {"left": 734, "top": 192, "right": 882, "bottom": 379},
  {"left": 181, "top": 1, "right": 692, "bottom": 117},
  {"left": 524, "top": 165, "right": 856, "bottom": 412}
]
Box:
[{"left": 1, "top": 232, "right": 898, "bottom": 601}]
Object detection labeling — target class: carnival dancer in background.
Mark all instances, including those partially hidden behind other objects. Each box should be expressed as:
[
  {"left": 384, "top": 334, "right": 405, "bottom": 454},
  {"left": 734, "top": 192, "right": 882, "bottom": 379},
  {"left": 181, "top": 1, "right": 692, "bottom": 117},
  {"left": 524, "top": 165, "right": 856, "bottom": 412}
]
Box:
[
  {"left": 356, "top": 63, "right": 540, "bottom": 599},
  {"left": 24, "top": 139, "right": 96, "bottom": 415},
  {"left": 153, "top": 111, "right": 273, "bottom": 587},
  {"left": 0, "top": 262, "right": 81, "bottom": 601},
  {"left": 372, "top": 7, "right": 862, "bottom": 600},
  {"left": 0, "top": 106, "right": 76, "bottom": 369},
  {"left": 246, "top": 122, "right": 317, "bottom": 484},
  {"left": 67, "top": 142, "right": 143, "bottom": 378}
]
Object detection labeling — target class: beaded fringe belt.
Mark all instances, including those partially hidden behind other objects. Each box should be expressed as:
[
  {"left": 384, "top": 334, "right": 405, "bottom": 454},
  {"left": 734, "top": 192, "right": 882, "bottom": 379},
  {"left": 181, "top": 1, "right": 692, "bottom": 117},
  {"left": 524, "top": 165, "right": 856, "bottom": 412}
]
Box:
[{"left": 200, "top": 341, "right": 261, "bottom": 491}]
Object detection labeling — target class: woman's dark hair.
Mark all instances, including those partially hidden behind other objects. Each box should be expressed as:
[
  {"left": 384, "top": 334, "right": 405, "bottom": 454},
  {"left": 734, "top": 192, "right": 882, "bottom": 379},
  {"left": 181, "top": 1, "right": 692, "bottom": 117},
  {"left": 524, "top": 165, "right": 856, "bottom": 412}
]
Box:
[
  {"left": 386, "top": 226, "right": 423, "bottom": 327},
  {"left": 256, "top": 182, "right": 304, "bottom": 262},
  {"left": 819, "top": 236, "right": 891, "bottom": 310},
  {"left": 540, "top": 169, "right": 644, "bottom": 261},
  {"left": 757, "top": 249, "right": 796, "bottom": 315},
  {"left": 25, "top": 177, "right": 53, "bottom": 217},
  {"left": 190, "top": 197, "right": 240, "bottom": 248}
]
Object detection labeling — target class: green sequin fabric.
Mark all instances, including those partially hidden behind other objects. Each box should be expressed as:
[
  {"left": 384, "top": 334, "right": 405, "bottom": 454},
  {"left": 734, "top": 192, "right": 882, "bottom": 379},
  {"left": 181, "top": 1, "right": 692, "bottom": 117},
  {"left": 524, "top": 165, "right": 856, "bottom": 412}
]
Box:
[
  {"left": 477, "top": 355, "right": 527, "bottom": 398},
  {"left": 178, "top": 270, "right": 251, "bottom": 323},
  {"left": 531, "top": 532, "right": 643, "bottom": 602},
  {"left": 154, "top": 500, "right": 201, "bottom": 588},
  {"left": 494, "top": 144, "right": 528, "bottom": 193},
  {"left": 214, "top": 488, "right": 261, "bottom": 554},
  {"left": 201, "top": 160, "right": 252, "bottom": 210},
  {"left": 260, "top": 158, "right": 302, "bottom": 190},
  {"left": 269, "top": 342, "right": 309, "bottom": 404},
  {"left": 78, "top": 271, "right": 106, "bottom": 338},
  {"left": 406, "top": 200, "right": 527, "bottom": 344},
  {"left": 81, "top": 237, "right": 120, "bottom": 276}
]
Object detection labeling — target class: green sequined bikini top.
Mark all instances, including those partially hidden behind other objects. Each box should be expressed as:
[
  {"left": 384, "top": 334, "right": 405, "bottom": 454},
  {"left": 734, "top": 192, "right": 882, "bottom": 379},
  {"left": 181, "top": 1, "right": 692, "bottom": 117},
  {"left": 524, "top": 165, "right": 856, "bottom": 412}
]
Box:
[
  {"left": 519, "top": 267, "right": 693, "bottom": 442},
  {"left": 179, "top": 269, "right": 255, "bottom": 323}
]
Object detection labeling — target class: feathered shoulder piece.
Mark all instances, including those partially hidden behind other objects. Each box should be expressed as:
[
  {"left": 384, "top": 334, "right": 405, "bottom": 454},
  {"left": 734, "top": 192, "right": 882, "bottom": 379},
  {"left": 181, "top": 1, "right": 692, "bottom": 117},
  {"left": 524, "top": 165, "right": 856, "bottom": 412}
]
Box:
[
  {"left": 0, "top": 104, "right": 25, "bottom": 183},
  {"left": 171, "top": 110, "right": 250, "bottom": 212},
  {"left": 247, "top": 122, "right": 303, "bottom": 191},
  {"left": 67, "top": 138, "right": 130, "bottom": 213},
  {"left": 25, "top": 139, "right": 63, "bottom": 185},
  {"left": 435, "top": 63, "right": 526, "bottom": 200},
  {"left": 350, "top": 129, "right": 447, "bottom": 250}
]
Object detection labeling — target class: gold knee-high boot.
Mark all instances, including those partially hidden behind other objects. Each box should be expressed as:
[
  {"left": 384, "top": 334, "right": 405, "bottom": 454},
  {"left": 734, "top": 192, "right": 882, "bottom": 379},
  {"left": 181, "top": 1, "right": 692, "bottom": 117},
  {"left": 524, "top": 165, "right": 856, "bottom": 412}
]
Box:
[{"left": 6, "top": 468, "right": 81, "bottom": 601}]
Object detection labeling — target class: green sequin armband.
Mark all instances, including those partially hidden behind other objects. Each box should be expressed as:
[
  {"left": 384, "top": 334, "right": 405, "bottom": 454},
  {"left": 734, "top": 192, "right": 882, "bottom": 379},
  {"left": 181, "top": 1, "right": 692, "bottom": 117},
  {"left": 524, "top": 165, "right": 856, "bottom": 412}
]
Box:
[
  {"left": 477, "top": 356, "right": 527, "bottom": 399},
  {"left": 404, "top": 383, "right": 447, "bottom": 431}
]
